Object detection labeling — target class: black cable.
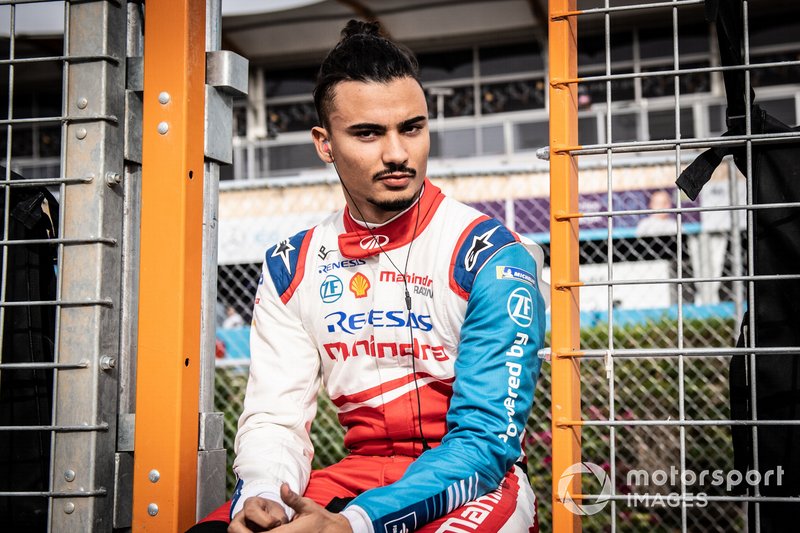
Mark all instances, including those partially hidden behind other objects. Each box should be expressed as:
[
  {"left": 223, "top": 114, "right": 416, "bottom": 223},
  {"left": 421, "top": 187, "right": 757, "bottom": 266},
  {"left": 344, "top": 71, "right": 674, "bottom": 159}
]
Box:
[{"left": 331, "top": 156, "right": 431, "bottom": 452}]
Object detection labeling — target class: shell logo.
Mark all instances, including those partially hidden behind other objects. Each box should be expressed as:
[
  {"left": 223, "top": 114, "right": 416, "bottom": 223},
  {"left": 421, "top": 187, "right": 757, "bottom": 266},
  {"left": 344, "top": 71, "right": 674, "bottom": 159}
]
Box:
[{"left": 349, "top": 272, "right": 371, "bottom": 298}]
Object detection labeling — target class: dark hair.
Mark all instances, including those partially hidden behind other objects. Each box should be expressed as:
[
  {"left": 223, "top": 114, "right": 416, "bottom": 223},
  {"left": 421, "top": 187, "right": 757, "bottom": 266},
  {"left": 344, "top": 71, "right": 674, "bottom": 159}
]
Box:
[{"left": 313, "top": 20, "right": 421, "bottom": 128}]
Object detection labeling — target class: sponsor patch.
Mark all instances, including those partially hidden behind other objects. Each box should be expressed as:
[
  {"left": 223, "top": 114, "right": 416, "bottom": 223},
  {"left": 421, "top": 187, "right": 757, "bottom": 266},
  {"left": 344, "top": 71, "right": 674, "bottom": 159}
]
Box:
[
  {"left": 507, "top": 287, "right": 533, "bottom": 327},
  {"left": 384, "top": 512, "right": 417, "bottom": 533},
  {"left": 325, "top": 310, "right": 432, "bottom": 335},
  {"left": 360, "top": 234, "right": 389, "bottom": 250},
  {"left": 496, "top": 265, "right": 537, "bottom": 288},
  {"left": 349, "top": 272, "right": 371, "bottom": 298},
  {"left": 271, "top": 238, "right": 295, "bottom": 272},
  {"left": 464, "top": 226, "right": 500, "bottom": 272},
  {"left": 319, "top": 275, "right": 344, "bottom": 304},
  {"left": 318, "top": 258, "right": 366, "bottom": 274},
  {"left": 317, "top": 245, "right": 336, "bottom": 260}
]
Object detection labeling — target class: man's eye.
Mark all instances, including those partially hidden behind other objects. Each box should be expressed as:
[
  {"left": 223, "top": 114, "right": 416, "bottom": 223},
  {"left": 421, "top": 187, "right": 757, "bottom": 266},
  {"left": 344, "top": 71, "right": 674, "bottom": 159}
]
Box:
[
  {"left": 355, "top": 130, "right": 377, "bottom": 138},
  {"left": 403, "top": 125, "right": 424, "bottom": 135}
]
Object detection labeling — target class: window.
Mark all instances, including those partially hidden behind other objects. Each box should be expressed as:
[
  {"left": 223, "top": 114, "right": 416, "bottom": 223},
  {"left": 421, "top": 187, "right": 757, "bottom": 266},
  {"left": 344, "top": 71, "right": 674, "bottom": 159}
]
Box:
[
  {"left": 479, "top": 42, "right": 543, "bottom": 75},
  {"left": 430, "top": 128, "right": 476, "bottom": 159},
  {"left": 514, "top": 121, "right": 549, "bottom": 152},
  {"left": 648, "top": 108, "right": 694, "bottom": 141},
  {"left": 418, "top": 49, "right": 473, "bottom": 82},
  {"left": 267, "top": 102, "right": 317, "bottom": 134},
  {"left": 264, "top": 67, "right": 317, "bottom": 98},
  {"left": 481, "top": 79, "right": 545, "bottom": 114},
  {"left": 610, "top": 113, "right": 638, "bottom": 143},
  {"left": 641, "top": 62, "right": 710, "bottom": 98},
  {"left": 267, "top": 144, "right": 325, "bottom": 173}
]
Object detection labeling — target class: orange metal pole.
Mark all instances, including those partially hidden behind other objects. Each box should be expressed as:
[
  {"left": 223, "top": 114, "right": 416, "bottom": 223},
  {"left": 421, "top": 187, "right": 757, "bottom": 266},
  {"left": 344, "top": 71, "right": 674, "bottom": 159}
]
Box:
[
  {"left": 549, "top": 1, "right": 582, "bottom": 532},
  {"left": 132, "top": 0, "right": 206, "bottom": 530}
]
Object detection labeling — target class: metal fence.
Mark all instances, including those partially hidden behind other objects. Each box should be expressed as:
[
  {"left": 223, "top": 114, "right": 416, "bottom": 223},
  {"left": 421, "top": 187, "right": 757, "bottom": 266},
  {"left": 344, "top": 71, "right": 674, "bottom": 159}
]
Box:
[
  {"left": 0, "top": 0, "right": 130, "bottom": 530},
  {"left": 549, "top": 0, "right": 800, "bottom": 532}
]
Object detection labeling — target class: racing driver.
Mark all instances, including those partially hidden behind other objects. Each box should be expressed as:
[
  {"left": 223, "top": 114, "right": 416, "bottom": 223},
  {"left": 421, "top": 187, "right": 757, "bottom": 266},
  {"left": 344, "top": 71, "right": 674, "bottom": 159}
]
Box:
[{"left": 190, "top": 19, "right": 548, "bottom": 533}]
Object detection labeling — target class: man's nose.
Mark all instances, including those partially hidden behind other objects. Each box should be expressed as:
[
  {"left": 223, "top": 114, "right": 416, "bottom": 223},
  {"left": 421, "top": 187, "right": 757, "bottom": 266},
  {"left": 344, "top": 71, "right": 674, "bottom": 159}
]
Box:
[{"left": 382, "top": 133, "right": 409, "bottom": 165}]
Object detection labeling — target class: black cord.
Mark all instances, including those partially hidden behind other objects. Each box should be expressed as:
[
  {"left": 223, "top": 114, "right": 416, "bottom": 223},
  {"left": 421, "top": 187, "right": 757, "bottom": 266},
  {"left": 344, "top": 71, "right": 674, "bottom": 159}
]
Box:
[{"left": 332, "top": 158, "right": 431, "bottom": 452}]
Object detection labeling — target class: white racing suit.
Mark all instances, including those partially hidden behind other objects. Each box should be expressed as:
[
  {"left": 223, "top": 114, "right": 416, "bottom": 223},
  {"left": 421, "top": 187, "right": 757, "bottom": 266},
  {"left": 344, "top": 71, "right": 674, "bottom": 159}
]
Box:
[{"left": 232, "top": 179, "right": 547, "bottom": 533}]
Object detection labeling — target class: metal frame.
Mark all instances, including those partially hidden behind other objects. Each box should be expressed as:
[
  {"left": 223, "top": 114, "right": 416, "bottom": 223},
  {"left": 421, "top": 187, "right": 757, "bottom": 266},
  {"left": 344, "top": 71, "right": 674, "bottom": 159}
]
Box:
[
  {"left": 549, "top": 0, "right": 800, "bottom": 531},
  {"left": 0, "top": 0, "right": 128, "bottom": 530}
]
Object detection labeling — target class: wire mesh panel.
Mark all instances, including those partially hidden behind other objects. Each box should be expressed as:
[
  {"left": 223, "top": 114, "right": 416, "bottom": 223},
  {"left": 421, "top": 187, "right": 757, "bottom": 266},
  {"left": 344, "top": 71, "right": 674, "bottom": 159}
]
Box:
[
  {"left": 0, "top": 1, "right": 128, "bottom": 530},
  {"left": 549, "top": 0, "right": 800, "bottom": 531}
]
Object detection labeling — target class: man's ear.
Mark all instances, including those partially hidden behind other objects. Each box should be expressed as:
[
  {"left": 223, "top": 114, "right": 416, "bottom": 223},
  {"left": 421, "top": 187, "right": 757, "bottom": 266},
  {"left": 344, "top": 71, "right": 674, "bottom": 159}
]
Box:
[{"left": 312, "top": 127, "right": 333, "bottom": 163}]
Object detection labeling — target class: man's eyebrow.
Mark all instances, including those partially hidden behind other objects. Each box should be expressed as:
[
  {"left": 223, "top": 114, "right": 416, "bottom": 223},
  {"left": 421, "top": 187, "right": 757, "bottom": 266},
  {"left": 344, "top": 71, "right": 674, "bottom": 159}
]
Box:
[
  {"left": 346, "top": 122, "right": 386, "bottom": 133},
  {"left": 400, "top": 116, "right": 427, "bottom": 128},
  {"left": 345, "top": 116, "right": 427, "bottom": 133}
]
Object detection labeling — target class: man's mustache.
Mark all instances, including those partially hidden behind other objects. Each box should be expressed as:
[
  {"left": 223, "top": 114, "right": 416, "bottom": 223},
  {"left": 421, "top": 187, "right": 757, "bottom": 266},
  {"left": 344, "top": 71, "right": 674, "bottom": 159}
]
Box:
[{"left": 373, "top": 165, "right": 417, "bottom": 180}]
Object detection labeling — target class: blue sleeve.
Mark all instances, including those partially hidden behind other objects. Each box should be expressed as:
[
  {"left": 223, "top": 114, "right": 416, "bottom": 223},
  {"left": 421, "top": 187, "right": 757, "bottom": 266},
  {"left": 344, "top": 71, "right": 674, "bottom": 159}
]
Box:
[{"left": 343, "top": 242, "right": 546, "bottom": 532}]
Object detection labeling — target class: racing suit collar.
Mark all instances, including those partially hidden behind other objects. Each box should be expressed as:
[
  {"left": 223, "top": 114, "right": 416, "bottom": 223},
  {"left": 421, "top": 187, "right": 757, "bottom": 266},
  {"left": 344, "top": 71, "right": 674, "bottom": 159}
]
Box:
[{"left": 339, "top": 178, "right": 444, "bottom": 259}]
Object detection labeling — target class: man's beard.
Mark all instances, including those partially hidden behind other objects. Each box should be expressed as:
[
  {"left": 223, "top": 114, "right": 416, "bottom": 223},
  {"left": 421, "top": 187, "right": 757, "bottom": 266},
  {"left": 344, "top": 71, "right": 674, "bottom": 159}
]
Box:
[{"left": 368, "top": 193, "right": 417, "bottom": 213}]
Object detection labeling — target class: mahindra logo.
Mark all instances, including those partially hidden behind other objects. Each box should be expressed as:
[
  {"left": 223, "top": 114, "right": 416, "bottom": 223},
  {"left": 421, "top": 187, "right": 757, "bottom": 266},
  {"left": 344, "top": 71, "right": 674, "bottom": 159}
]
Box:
[{"left": 359, "top": 234, "right": 389, "bottom": 250}]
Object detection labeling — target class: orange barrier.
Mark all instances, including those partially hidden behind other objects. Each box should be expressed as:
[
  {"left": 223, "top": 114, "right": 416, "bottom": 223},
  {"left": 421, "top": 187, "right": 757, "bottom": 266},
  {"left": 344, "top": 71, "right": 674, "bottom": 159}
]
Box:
[
  {"left": 548, "top": 0, "right": 582, "bottom": 531},
  {"left": 132, "top": 0, "right": 206, "bottom": 530}
]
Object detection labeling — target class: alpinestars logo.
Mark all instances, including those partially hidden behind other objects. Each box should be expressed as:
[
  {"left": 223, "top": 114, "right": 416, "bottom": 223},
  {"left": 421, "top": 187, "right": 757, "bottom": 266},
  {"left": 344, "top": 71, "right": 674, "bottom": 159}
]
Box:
[
  {"left": 360, "top": 234, "right": 389, "bottom": 250},
  {"left": 465, "top": 226, "right": 499, "bottom": 271},
  {"left": 271, "top": 239, "right": 295, "bottom": 271}
]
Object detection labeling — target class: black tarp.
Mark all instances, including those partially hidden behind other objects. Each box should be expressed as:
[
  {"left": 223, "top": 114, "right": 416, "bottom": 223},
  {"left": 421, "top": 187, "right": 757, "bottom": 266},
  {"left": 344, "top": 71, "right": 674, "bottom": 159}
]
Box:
[{"left": 676, "top": 2, "right": 800, "bottom": 530}]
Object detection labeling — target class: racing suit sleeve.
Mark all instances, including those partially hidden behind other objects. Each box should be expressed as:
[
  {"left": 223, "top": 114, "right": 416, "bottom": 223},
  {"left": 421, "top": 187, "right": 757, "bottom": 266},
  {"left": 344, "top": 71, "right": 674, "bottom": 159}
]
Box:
[
  {"left": 340, "top": 242, "right": 546, "bottom": 533},
  {"left": 230, "top": 261, "right": 321, "bottom": 520}
]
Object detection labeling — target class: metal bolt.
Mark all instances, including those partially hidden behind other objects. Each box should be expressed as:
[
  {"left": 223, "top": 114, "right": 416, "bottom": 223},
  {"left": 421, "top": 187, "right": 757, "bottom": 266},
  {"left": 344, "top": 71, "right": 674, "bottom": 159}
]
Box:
[
  {"left": 76, "top": 128, "right": 87, "bottom": 140},
  {"left": 64, "top": 502, "right": 75, "bottom": 514},
  {"left": 99, "top": 356, "right": 116, "bottom": 371},
  {"left": 535, "top": 146, "right": 550, "bottom": 161},
  {"left": 76, "top": 97, "right": 88, "bottom": 109},
  {"left": 148, "top": 469, "right": 160, "bottom": 483},
  {"left": 105, "top": 172, "right": 122, "bottom": 187},
  {"left": 158, "top": 92, "right": 171, "bottom": 105},
  {"left": 147, "top": 503, "right": 159, "bottom": 516},
  {"left": 64, "top": 470, "right": 76, "bottom": 482},
  {"left": 157, "top": 122, "right": 169, "bottom": 135}
]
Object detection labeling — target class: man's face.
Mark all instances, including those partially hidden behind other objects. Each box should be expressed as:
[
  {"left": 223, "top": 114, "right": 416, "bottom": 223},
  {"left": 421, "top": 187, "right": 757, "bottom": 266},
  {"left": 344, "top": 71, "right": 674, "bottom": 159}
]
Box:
[{"left": 313, "top": 77, "right": 430, "bottom": 224}]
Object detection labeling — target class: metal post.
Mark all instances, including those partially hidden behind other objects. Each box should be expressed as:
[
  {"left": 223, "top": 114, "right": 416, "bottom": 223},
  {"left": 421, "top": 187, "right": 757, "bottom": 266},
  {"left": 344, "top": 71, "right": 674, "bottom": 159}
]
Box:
[
  {"left": 196, "top": 0, "right": 249, "bottom": 518},
  {"left": 50, "top": 0, "right": 127, "bottom": 530},
  {"left": 132, "top": 0, "right": 206, "bottom": 530},
  {"left": 549, "top": 1, "right": 582, "bottom": 531}
]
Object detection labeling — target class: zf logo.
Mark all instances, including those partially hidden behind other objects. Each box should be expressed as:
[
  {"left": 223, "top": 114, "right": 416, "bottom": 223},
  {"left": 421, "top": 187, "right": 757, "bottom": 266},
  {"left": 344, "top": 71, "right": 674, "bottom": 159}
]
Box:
[
  {"left": 320, "top": 275, "right": 344, "bottom": 303},
  {"left": 507, "top": 287, "right": 533, "bottom": 327}
]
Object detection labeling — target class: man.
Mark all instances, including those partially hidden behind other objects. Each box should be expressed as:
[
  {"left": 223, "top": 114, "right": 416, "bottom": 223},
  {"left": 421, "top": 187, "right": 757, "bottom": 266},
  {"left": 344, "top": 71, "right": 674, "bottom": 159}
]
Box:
[{"left": 192, "top": 20, "right": 546, "bottom": 533}]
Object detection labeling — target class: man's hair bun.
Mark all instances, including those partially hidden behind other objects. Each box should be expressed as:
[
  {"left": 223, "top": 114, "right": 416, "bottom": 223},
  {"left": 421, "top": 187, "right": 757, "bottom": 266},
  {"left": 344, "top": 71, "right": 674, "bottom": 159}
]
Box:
[{"left": 340, "top": 19, "right": 382, "bottom": 40}]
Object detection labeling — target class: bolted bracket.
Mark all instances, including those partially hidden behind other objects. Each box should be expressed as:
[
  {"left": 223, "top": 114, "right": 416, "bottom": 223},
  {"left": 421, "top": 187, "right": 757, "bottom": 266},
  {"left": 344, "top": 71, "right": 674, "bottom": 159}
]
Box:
[{"left": 204, "top": 50, "right": 249, "bottom": 165}]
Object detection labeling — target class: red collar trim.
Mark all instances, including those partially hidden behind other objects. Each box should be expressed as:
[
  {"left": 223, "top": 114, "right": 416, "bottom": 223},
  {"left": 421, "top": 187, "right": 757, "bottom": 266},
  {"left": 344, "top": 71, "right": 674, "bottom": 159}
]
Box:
[{"left": 339, "top": 178, "right": 444, "bottom": 259}]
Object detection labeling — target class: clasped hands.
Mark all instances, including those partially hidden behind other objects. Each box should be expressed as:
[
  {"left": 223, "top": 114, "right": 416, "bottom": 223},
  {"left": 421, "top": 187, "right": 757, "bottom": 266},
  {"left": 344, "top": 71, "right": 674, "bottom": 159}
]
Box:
[{"left": 228, "top": 483, "right": 353, "bottom": 533}]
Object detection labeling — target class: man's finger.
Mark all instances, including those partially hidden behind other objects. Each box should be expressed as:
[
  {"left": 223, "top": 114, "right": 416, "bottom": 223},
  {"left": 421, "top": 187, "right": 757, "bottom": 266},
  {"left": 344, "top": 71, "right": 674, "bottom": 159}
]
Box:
[
  {"left": 279, "top": 483, "right": 303, "bottom": 512},
  {"left": 279, "top": 483, "right": 318, "bottom": 517}
]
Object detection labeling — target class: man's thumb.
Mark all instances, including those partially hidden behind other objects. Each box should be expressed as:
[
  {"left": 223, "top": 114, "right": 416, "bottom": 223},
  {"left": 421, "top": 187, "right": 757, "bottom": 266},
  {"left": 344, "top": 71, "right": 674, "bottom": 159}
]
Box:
[{"left": 280, "top": 483, "right": 305, "bottom": 513}]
